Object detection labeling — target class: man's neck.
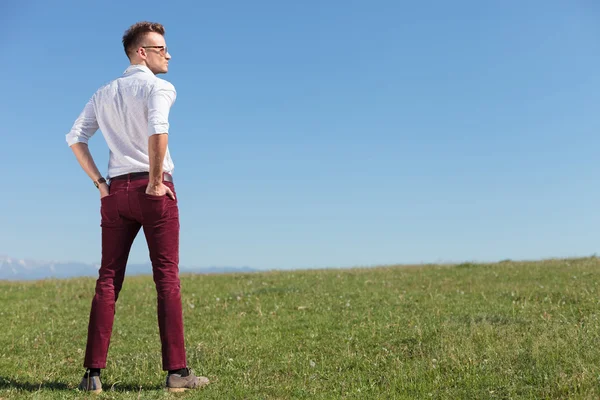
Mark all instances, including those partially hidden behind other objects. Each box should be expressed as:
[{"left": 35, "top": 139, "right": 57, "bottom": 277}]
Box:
[{"left": 128, "top": 62, "right": 155, "bottom": 75}]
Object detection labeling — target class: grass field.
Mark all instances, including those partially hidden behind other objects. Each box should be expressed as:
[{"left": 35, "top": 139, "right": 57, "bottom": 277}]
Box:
[{"left": 0, "top": 257, "right": 599, "bottom": 399}]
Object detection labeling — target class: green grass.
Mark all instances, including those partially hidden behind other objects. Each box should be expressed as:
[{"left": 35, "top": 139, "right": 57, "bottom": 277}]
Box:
[{"left": 1, "top": 257, "right": 599, "bottom": 399}]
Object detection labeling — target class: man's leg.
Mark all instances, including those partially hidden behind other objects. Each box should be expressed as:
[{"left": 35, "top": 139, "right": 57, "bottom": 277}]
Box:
[
  {"left": 140, "top": 186, "right": 187, "bottom": 371},
  {"left": 84, "top": 193, "right": 141, "bottom": 369}
]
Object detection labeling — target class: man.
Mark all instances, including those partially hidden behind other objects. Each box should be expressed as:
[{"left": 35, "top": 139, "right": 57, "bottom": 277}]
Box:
[{"left": 66, "top": 21, "right": 208, "bottom": 393}]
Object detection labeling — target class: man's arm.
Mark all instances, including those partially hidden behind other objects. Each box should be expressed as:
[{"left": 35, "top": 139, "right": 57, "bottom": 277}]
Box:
[
  {"left": 146, "top": 81, "right": 176, "bottom": 199},
  {"left": 66, "top": 98, "right": 108, "bottom": 197},
  {"left": 146, "top": 133, "right": 175, "bottom": 199},
  {"left": 71, "top": 143, "right": 110, "bottom": 198}
]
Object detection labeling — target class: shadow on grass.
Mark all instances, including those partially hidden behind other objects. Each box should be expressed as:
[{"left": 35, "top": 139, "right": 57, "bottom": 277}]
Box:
[
  {"left": 0, "top": 376, "right": 162, "bottom": 393},
  {"left": 0, "top": 376, "right": 69, "bottom": 391},
  {"left": 106, "top": 382, "right": 163, "bottom": 392}
]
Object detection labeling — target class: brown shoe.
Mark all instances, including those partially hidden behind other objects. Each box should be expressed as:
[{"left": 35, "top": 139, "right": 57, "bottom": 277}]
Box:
[
  {"left": 166, "top": 368, "right": 209, "bottom": 392},
  {"left": 77, "top": 372, "right": 102, "bottom": 394}
]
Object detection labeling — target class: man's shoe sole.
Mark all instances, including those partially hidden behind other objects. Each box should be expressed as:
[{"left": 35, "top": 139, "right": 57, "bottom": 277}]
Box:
[{"left": 167, "top": 387, "right": 188, "bottom": 393}]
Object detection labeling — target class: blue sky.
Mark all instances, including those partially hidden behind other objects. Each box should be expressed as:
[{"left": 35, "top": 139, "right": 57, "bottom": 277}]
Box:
[{"left": 1, "top": 0, "right": 599, "bottom": 270}]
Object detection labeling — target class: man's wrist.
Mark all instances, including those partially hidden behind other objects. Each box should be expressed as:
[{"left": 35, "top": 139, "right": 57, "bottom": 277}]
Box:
[
  {"left": 93, "top": 177, "right": 107, "bottom": 189},
  {"left": 148, "top": 175, "right": 162, "bottom": 187}
]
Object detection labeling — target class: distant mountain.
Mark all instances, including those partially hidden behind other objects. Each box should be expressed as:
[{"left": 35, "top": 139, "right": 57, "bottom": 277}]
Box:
[{"left": 0, "top": 255, "right": 258, "bottom": 281}]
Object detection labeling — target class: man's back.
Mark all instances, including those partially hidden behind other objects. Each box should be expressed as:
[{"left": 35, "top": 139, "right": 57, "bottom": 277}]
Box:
[{"left": 66, "top": 64, "right": 176, "bottom": 178}]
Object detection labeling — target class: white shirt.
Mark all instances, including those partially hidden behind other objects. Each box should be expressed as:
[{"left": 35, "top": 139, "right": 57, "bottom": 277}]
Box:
[{"left": 66, "top": 64, "right": 176, "bottom": 178}]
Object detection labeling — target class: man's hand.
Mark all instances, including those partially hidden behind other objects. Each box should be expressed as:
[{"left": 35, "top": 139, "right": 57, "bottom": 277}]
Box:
[
  {"left": 146, "top": 182, "right": 175, "bottom": 200},
  {"left": 99, "top": 183, "right": 110, "bottom": 199}
]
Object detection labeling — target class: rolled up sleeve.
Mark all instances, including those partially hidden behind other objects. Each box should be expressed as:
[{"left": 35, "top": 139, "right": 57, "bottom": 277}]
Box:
[
  {"left": 148, "top": 81, "right": 176, "bottom": 135},
  {"left": 66, "top": 98, "right": 99, "bottom": 146}
]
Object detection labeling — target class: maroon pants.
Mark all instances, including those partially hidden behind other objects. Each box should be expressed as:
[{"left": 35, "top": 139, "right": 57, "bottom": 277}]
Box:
[{"left": 84, "top": 174, "right": 187, "bottom": 371}]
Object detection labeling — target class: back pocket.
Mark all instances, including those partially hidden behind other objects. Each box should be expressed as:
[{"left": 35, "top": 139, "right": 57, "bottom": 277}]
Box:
[
  {"left": 140, "top": 192, "right": 168, "bottom": 223},
  {"left": 100, "top": 194, "right": 119, "bottom": 225}
]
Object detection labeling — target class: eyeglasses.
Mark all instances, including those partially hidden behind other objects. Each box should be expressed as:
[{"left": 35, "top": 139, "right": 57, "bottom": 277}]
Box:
[{"left": 141, "top": 45, "right": 168, "bottom": 55}]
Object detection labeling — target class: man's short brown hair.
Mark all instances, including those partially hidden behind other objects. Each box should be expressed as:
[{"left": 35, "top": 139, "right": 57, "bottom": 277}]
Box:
[{"left": 122, "top": 21, "right": 165, "bottom": 59}]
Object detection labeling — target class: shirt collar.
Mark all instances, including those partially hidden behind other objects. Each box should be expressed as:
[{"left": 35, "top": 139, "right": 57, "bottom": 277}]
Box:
[{"left": 123, "top": 64, "right": 153, "bottom": 75}]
